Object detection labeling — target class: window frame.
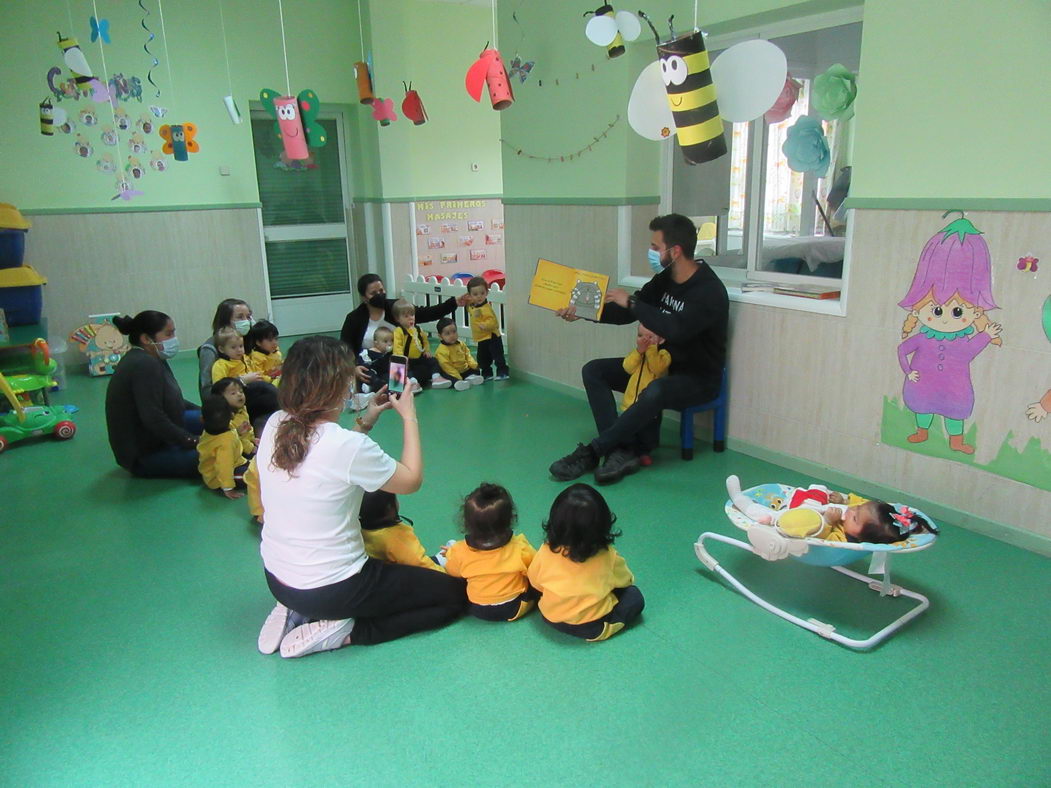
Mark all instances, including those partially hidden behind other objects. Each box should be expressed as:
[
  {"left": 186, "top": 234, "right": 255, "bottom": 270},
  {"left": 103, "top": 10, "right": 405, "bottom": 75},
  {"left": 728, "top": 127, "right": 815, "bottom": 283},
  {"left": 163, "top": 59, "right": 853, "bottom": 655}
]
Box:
[{"left": 622, "top": 6, "right": 863, "bottom": 316}]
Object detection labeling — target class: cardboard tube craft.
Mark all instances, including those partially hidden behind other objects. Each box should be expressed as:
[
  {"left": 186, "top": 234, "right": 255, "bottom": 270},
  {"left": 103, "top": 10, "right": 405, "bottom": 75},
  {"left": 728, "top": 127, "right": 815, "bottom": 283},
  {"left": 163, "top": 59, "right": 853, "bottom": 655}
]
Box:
[
  {"left": 466, "top": 48, "right": 514, "bottom": 110},
  {"left": 260, "top": 89, "right": 327, "bottom": 161},
  {"left": 159, "top": 123, "right": 199, "bottom": 162},
  {"left": 401, "top": 83, "right": 427, "bottom": 125},
  {"left": 657, "top": 31, "right": 727, "bottom": 165},
  {"left": 354, "top": 61, "right": 375, "bottom": 104}
]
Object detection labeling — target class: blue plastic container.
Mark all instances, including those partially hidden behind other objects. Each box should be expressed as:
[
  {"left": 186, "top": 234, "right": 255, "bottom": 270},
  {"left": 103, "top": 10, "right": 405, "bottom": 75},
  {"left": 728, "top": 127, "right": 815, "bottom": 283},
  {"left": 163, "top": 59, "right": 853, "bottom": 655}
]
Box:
[
  {"left": 0, "top": 229, "right": 27, "bottom": 269},
  {"left": 0, "top": 265, "right": 46, "bottom": 325}
]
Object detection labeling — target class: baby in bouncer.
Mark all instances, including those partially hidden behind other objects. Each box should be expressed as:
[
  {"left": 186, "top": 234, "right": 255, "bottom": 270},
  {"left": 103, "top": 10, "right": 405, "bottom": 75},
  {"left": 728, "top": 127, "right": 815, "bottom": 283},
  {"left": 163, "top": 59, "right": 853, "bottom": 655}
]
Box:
[{"left": 725, "top": 475, "right": 936, "bottom": 544}]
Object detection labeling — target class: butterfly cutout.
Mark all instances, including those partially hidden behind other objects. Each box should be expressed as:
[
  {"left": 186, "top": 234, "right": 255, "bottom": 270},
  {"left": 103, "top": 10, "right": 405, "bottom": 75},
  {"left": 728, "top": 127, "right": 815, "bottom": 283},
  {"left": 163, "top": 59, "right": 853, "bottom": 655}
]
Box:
[
  {"left": 111, "top": 181, "right": 144, "bottom": 201},
  {"left": 1017, "top": 256, "right": 1039, "bottom": 273},
  {"left": 90, "top": 16, "right": 111, "bottom": 44},
  {"left": 149, "top": 105, "right": 168, "bottom": 118},
  {"left": 509, "top": 56, "right": 535, "bottom": 84},
  {"left": 371, "top": 97, "right": 397, "bottom": 125},
  {"left": 88, "top": 79, "right": 117, "bottom": 108}
]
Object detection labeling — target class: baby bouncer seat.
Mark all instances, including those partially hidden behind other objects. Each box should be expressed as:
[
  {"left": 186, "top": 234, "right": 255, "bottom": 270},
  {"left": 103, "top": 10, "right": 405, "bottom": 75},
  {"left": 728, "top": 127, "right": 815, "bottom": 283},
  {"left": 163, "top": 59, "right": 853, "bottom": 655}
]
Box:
[{"left": 694, "top": 483, "right": 937, "bottom": 649}]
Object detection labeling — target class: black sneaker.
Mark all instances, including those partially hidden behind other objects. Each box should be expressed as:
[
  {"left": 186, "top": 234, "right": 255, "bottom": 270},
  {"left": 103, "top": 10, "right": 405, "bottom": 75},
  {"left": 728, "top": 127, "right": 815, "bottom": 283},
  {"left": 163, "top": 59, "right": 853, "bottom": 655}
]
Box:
[
  {"left": 549, "top": 443, "right": 599, "bottom": 481},
  {"left": 594, "top": 448, "right": 640, "bottom": 485}
]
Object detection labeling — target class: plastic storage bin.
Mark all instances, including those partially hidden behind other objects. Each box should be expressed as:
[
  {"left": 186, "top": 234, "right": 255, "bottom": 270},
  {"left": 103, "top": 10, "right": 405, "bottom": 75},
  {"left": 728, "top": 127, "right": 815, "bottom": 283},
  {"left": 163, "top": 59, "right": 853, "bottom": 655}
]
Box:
[
  {"left": 0, "top": 265, "right": 47, "bottom": 325},
  {"left": 0, "top": 229, "right": 27, "bottom": 269}
]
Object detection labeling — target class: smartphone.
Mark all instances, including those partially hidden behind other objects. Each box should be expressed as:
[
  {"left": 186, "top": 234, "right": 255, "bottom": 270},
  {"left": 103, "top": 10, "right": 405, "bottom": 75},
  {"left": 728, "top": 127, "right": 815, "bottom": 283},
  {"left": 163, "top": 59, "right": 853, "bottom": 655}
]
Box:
[{"left": 388, "top": 354, "right": 408, "bottom": 396}]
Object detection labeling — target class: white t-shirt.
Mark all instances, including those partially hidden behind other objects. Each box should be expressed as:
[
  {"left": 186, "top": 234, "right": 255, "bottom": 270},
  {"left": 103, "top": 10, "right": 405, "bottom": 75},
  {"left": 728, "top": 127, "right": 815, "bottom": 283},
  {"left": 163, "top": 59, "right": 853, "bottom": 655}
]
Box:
[
  {"left": 258, "top": 412, "right": 397, "bottom": 589},
  {"left": 361, "top": 316, "right": 395, "bottom": 352}
]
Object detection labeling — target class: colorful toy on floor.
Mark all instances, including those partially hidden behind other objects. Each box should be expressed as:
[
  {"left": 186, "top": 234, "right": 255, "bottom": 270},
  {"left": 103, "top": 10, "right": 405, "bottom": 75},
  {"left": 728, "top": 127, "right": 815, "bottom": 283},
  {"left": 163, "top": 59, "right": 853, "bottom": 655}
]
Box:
[
  {"left": 0, "top": 337, "right": 57, "bottom": 405},
  {"left": 69, "top": 313, "right": 131, "bottom": 376},
  {"left": 0, "top": 370, "right": 75, "bottom": 453}
]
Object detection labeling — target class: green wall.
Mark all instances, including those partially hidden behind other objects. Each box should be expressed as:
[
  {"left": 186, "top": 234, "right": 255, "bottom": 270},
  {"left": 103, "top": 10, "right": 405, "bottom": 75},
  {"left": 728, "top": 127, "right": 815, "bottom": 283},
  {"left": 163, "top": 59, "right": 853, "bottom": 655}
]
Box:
[{"left": 497, "top": 0, "right": 1051, "bottom": 206}]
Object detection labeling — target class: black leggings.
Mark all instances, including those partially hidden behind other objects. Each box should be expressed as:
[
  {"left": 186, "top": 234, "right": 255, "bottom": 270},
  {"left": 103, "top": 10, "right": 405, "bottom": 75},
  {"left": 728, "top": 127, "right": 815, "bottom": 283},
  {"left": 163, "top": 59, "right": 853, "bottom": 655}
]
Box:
[
  {"left": 544, "top": 585, "right": 645, "bottom": 640},
  {"left": 468, "top": 587, "right": 539, "bottom": 622},
  {"left": 265, "top": 560, "right": 467, "bottom": 646}
]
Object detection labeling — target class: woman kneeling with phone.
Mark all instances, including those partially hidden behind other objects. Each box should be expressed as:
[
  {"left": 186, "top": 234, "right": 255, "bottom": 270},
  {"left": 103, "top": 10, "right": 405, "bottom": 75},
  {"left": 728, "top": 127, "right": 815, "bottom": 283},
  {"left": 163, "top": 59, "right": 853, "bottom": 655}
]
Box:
[{"left": 256, "top": 336, "right": 466, "bottom": 658}]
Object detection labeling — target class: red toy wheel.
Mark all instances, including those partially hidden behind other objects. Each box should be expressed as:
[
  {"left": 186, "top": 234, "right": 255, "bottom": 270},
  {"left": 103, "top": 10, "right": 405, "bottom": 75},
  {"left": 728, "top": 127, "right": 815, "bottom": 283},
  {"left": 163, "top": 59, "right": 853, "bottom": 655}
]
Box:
[
  {"left": 0, "top": 435, "right": 7, "bottom": 453},
  {"left": 54, "top": 420, "right": 76, "bottom": 440}
]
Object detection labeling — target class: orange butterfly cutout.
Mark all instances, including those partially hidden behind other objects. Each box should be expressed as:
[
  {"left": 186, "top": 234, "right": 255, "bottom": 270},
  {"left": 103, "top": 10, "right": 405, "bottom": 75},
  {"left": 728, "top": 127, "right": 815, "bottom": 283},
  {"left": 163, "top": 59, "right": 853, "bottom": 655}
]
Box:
[{"left": 158, "top": 123, "right": 199, "bottom": 161}]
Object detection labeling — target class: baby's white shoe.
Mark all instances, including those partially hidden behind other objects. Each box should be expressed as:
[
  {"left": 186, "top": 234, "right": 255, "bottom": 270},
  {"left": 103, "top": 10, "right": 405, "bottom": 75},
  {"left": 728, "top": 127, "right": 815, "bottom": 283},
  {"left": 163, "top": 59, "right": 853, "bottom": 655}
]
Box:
[
  {"left": 465, "top": 374, "right": 484, "bottom": 386},
  {"left": 430, "top": 374, "right": 452, "bottom": 390},
  {"left": 453, "top": 379, "right": 471, "bottom": 391}
]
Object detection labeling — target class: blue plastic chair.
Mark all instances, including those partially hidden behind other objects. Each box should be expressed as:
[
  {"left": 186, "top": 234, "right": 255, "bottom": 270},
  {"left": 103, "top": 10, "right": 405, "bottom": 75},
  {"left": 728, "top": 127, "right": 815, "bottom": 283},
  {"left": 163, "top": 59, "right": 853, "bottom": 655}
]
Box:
[{"left": 680, "top": 368, "right": 727, "bottom": 460}]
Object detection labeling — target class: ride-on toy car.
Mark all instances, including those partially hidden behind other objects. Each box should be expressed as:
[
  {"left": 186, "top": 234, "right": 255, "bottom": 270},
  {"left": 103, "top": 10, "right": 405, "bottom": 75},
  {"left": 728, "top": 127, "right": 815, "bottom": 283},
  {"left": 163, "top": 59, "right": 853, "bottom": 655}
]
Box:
[{"left": 0, "top": 371, "right": 75, "bottom": 452}]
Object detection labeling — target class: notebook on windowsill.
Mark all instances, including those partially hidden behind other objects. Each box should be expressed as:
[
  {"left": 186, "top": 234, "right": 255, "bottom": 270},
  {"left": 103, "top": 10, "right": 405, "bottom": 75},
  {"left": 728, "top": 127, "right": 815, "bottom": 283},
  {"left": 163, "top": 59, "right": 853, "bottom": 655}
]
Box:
[{"left": 771, "top": 284, "right": 841, "bottom": 300}]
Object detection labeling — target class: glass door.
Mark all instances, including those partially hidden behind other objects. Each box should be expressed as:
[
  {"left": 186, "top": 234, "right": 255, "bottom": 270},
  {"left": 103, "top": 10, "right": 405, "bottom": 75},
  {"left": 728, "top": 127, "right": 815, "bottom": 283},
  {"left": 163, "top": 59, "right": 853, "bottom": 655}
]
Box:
[{"left": 251, "top": 109, "right": 354, "bottom": 335}]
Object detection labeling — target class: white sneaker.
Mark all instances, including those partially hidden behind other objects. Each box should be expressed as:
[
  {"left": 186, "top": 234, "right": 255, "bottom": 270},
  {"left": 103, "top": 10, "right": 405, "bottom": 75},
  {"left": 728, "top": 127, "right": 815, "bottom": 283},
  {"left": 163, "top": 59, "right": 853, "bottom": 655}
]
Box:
[
  {"left": 409, "top": 377, "right": 423, "bottom": 395},
  {"left": 465, "top": 375, "right": 484, "bottom": 386},
  {"left": 431, "top": 376, "right": 452, "bottom": 390},
  {"left": 280, "top": 618, "right": 355, "bottom": 658},
  {"left": 453, "top": 379, "right": 471, "bottom": 391},
  {"left": 258, "top": 603, "right": 292, "bottom": 655}
]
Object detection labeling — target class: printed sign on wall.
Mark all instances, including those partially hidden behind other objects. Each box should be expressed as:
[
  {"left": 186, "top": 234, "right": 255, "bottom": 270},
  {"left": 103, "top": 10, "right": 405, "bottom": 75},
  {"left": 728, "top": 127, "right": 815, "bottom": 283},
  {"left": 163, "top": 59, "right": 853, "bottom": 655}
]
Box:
[{"left": 414, "top": 198, "right": 504, "bottom": 279}]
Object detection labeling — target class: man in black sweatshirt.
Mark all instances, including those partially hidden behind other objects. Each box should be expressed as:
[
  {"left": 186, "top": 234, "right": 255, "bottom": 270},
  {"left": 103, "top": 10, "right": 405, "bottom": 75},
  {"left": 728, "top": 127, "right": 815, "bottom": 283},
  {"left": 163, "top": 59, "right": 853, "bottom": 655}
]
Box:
[{"left": 549, "top": 214, "right": 728, "bottom": 485}]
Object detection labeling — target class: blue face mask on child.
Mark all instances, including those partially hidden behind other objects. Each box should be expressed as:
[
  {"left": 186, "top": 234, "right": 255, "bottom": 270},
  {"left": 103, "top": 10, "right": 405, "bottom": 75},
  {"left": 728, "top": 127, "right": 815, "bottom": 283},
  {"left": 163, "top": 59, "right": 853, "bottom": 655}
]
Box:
[
  {"left": 153, "top": 336, "right": 180, "bottom": 359},
  {"left": 647, "top": 248, "right": 665, "bottom": 274}
]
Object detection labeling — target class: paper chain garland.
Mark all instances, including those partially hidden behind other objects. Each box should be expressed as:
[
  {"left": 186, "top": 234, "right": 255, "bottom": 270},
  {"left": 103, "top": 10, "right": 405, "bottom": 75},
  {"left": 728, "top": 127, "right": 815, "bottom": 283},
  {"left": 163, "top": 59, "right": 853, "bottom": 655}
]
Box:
[{"left": 500, "top": 115, "right": 620, "bottom": 163}]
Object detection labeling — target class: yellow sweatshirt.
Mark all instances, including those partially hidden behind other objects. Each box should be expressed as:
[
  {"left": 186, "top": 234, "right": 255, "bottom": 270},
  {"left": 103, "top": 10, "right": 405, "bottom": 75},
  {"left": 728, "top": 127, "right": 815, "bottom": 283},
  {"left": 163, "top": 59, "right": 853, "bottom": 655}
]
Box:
[
  {"left": 444, "top": 533, "right": 536, "bottom": 605},
  {"left": 527, "top": 544, "right": 634, "bottom": 625},
  {"left": 393, "top": 326, "right": 429, "bottom": 360},
  {"left": 362, "top": 523, "right": 446, "bottom": 573},
  {"left": 197, "top": 429, "right": 247, "bottom": 490},
  {"left": 435, "top": 341, "right": 478, "bottom": 379},
  {"left": 469, "top": 301, "right": 500, "bottom": 342},
  {"left": 244, "top": 456, "right": 263, "bottom": 519},
  {"left": 230, "top": 406, "right": 256, "bottom": 456},
  {"left": 248, "top": 349, "right": 282, "bottom": 384},
  {"left": 621, "top": 345, "right": 671, "bottom": 410},
  {"left": 211, "top": 356, "right": 251, "bottom": 384}
]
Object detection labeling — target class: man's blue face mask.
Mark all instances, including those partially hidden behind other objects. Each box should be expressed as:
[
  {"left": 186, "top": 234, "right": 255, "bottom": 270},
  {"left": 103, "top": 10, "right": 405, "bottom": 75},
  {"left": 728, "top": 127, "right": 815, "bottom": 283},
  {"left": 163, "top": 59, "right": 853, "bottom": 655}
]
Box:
[{"left": 647, "top": 248, "right": 665, "bottom": 274}]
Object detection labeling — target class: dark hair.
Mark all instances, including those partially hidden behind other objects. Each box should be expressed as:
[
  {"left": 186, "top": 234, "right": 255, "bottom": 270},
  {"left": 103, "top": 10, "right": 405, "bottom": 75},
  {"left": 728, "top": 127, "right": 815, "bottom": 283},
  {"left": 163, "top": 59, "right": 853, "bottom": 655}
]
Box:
[
  {"left": 113, "top": 310, "right": 171, "bottom": 347},
  {"left": 272, "top": 336, "right": 353, "bottom": 473},
  {"left": 211, "top": 298, "right": 250, "bottom": 333},
  {"left": 649, "top": 214, "right": 698, "bottom": 260},
  {"left": 360, "top": 490, "right": 400, "bottom": 531},
  {"left": 245, "top": 319, "right": 279, "bottom": 355},
  {"left": 852, "top": 501, "right": 939, "bottom": 545},
  {"left": 436, "top": 317, "right": 456, "bottom": 334},
  {"left": 466, "top": 276, "right": 487, "bottom": 293},
  {"left": 460, "top": 483, "right": 516, "bottom": 549},
  {"left": 201, "top": 394, "right": 233, "bottom": 435},
  {"left": 542, "top": 483, "right": 620, "bottom": 562},
  {"left": 357, "top": 273, "right": 383, "bottom": 296},
  {"left": 211, "top": 376, "right": 245, "bottom": 398}
]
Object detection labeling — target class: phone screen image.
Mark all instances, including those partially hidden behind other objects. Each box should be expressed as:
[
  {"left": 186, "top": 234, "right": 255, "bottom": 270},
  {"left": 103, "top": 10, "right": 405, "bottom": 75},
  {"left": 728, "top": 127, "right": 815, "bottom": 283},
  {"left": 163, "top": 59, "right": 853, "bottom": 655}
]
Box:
[{"left": 388, "top": 355, "right": 408, "bottom": 395}]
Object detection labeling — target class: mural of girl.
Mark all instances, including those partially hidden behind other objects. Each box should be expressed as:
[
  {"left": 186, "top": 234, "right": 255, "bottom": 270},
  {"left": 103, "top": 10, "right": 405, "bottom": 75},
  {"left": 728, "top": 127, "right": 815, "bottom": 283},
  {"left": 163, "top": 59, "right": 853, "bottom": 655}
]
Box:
[
  {"left": 1025, "top": 295, "right": 1051, "bottom": 423},
  {"left": 896, "top": 213, "right": 1002, "bottom": 455}
]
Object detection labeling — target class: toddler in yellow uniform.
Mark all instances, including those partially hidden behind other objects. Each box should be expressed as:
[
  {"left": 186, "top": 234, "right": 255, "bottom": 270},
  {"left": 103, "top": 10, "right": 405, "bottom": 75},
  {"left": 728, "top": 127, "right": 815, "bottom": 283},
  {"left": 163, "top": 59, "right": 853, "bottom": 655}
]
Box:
[
  {"left": 622, "top": 325, "right": 671, "bottom": 410},
  {"left": 527, "top": 483, "right": 644, "bottom": 641},
  {"left": 246, "top": 319, "right": 282, "bottom": 384},
  {"left": 726, "top": 475, "right": 937, "bottom": 544},
  {"left": 197, "top": 395, "right": 249, "bottom": 499},
  {"left": 359, "top": 490, "right": 446, "bottom": 573},
  {"left": 211, "top": 327, "right": 261, "bottom": 385},
  {"left": 434, "top": 318, "right": 485, "bottom": 391},
  {"left": 391, "top": 299, "right": 451, "bottom": 391},
  {"left": 444, "top": 483, "right": 538, "bottom": 622},
  {"left": 212, "top": 377, "right": 256, "bottom": 456},
  {"left": 466, "top": 276, "right": 508, "bottom": 380},
  {"left": 244, "top": 456, "right": 263, "bottom": 524}
]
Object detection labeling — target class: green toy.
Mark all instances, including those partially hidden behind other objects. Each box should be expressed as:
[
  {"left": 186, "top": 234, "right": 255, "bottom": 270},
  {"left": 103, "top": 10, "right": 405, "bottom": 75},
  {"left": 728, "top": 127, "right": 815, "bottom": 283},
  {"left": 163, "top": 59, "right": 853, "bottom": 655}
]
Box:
[{"left": 0, "top": 371, "right": 75, "bottom": 452}]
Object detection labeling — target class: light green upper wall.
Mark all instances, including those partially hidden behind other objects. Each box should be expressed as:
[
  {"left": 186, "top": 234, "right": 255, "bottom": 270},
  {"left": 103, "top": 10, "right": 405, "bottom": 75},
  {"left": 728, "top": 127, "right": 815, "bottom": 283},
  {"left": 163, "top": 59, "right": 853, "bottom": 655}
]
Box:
[
  {"left": 499, "top": 0, "right": 1051, "bottom": 204},
  {"left": 850, "top": 0, "right": 1051, "bottom": 202},
  {"left": 366, "top": 0, "right": 502, "bottom": 200}
]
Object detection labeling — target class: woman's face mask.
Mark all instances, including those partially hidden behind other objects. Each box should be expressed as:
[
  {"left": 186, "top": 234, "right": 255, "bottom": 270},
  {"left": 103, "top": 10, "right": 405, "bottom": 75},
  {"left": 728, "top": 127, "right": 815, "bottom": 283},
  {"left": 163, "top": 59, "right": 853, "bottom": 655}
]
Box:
[
  {"left": 152, "top": 336, "right": 180, "bottom": 359},
  {"left": 233, "top": 318, "right": 253, "bottom": 336}
]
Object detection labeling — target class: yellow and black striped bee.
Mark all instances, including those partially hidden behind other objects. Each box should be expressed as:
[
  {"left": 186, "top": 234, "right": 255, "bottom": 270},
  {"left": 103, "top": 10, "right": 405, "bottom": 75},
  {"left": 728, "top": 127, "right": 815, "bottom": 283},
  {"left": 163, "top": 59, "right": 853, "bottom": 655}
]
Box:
[
  {"left": 39, "top": 99, "right": 55, "bottom": 136},
  {"left": 56, "top": 32, "right": 95, "bottom": 91},
  {"left": 656, "top": 31, "right": 726, "bottom": 165}
]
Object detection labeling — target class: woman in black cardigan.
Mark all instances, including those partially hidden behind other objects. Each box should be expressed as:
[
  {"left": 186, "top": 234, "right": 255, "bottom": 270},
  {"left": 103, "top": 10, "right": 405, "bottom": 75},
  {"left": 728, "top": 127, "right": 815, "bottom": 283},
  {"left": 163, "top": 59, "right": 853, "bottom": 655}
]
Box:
[
  {"left": 105, "top": 310, "right": 203, "bottom": 478},
  {"left": 339, "top": 274, "right": 467, "bottom": 378}
]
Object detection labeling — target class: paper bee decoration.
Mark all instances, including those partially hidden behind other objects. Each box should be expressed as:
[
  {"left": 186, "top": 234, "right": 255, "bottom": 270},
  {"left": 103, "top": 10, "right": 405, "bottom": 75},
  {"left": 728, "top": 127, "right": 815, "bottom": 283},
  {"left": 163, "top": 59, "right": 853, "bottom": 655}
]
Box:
[
  {"left": 466, "top": 48, "right": 514, "bottom": 111},
  {"left": 159, "top": 123, "right": 200, "bottom": 162},
  {"left": 401, "top": 82, "right": 427, "bottom": 125},
  {"left": 654, "top": 31, "right": 726, "bottom": 164},
  {"left": 39, "top": 99, "right": 65, "bottom": 136},
  {"left": 56, "top": 32, "right": 95, "bottom": 91},
  {"left": 583, "top": 4, "right": 641, "bottom": 59},
  {"left": 260, "top": 89, "right": 327, "bottom": 161},
  {"left": 354, "top": 61, "right": 375, "bottom": 104}
]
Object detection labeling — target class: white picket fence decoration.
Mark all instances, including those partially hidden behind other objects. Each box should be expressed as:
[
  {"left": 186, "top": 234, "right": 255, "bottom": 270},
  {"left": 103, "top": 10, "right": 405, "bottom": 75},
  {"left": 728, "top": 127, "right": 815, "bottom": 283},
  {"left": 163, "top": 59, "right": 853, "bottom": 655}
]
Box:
[{"left": 399, "top": 274, "right": 509, "bottom": 348}]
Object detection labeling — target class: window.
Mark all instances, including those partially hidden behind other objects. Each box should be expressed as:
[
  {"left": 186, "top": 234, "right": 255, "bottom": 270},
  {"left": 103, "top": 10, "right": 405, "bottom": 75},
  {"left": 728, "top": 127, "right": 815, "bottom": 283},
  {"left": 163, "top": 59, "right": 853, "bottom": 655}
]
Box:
[{"left": 659, "top": 9, "right": 862, "bottom": 292}]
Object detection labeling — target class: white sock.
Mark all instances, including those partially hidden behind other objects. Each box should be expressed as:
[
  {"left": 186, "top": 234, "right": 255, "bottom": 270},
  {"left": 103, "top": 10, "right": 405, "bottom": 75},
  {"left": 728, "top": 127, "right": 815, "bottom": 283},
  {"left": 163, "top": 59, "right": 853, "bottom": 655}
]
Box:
[{"left": 726, "top": 475, "right": 775, "bottom": 523}]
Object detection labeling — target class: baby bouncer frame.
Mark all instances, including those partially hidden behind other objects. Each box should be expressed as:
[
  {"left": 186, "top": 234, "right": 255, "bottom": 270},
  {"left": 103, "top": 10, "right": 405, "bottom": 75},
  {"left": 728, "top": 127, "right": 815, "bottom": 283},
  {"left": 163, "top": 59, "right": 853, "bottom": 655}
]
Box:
[{"left": 694, "top": 483, "right": 937, "bottom": 650}]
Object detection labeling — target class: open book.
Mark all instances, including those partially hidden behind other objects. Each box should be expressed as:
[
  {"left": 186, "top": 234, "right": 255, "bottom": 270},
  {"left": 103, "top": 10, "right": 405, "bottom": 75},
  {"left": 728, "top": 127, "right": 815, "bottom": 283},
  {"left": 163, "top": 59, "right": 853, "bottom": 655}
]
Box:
[{"left": 528, "top": 258, "right": 610, "bottom": 321}]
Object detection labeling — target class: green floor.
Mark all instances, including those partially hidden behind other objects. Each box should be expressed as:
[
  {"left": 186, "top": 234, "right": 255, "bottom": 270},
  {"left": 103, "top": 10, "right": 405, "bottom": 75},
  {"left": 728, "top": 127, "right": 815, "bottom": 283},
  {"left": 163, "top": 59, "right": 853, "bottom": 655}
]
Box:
[{"left": 3, "top": 348, "right": 1050, "bottom": 786}]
